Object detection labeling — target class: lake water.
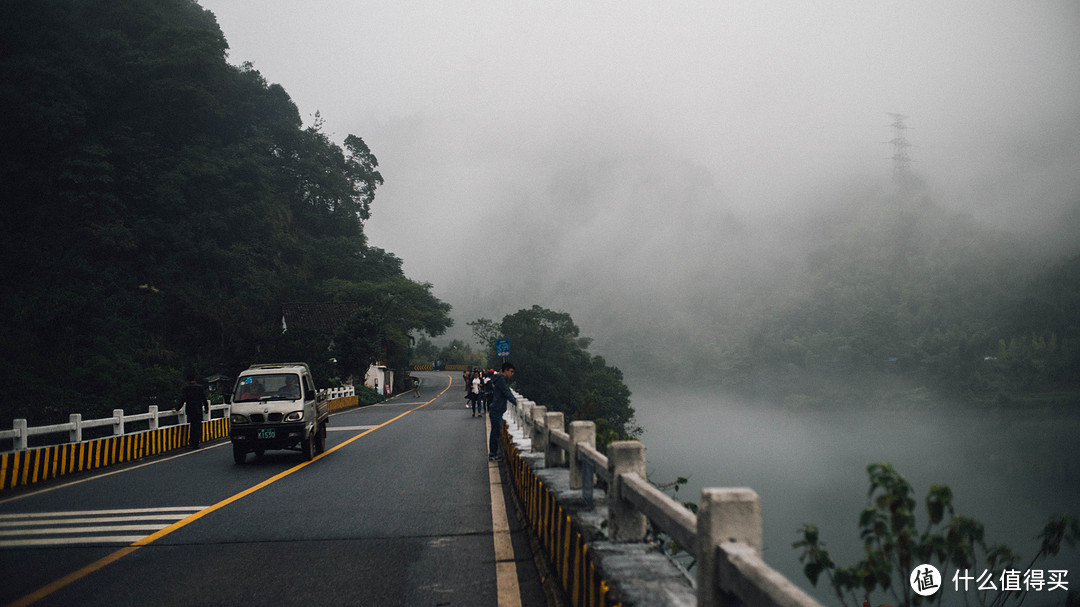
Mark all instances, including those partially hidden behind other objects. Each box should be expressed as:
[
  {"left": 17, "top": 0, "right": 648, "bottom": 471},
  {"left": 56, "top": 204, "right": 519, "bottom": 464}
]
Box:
[{"left": 628, "top": 379, "right": 1080, "bottom": 605}]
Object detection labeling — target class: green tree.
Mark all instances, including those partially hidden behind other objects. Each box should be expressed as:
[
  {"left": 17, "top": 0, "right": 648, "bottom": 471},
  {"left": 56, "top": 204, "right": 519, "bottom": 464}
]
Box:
[
  {"left": 0, "top": 0, "right": 451, "bottom": 423},
  {"left": 332, "top": 309, "right": 384, "bottom": 382},
  {"left": 473, "top": 306, "right": 639, "bottom": 443},
  {"left": 434, "top": 340, "right": 486, "bottom": 368},
  {"left": 319, "top": 276, "right": 452, "bottom": 388},
  {"left": 468, "top": 318, "right": 502, "bottom": 357},
  {"left": 412, "top": 336, "right": 440, "bottom": 365}
]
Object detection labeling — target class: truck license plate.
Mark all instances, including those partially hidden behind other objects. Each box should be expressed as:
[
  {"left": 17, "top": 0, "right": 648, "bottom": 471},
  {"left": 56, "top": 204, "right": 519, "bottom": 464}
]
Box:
[{"left": 257, "top": 429, "right": 275, "bottom": 439}]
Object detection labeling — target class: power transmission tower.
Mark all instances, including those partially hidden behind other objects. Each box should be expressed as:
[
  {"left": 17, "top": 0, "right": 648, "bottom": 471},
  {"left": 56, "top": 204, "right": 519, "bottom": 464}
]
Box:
[{"left": 886, "top": 113, "right": 913, "bottom": 181}]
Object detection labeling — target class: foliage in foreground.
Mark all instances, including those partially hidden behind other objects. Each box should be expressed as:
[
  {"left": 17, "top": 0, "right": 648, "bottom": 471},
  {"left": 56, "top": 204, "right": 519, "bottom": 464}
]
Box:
[{"left": 794, "top": 463, "right": 1079, "bottom": 606}]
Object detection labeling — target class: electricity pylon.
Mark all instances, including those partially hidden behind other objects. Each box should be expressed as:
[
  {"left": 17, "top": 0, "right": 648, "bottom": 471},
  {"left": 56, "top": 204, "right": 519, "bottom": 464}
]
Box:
[{"left": 887, "top": 113, "right": 913, "bottom": 180}]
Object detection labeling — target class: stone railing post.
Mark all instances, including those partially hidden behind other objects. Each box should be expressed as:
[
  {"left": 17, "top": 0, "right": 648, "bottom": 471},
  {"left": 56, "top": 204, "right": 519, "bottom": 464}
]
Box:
[
  {"left": 113, "top": 409, "right": 125, "bottom": 436},
  {"left": 514, "top": 399, "right": 526, "bottom": 429},
  {"left": 69, "top": 413, "right": 82, "bottom": 444},
  {"left": 523, "top": 399, "right": 533, "bottom": 427},
  {"left": 521, "top": 401, "right": 534, "bottom": 440},
  {"left": 14, "top": 419, "right": 27, "bottom": 451},
  {"left": 568, "top": 420, "right": 595, "bottom": 490},
  {"left": 607, "top": 440, "right": 647, "bottom": 541},
  {"left": 544, "top": 412, "right": 564, "bottom": 468},
  {"left": 697, "top": 488, "right": 763, "bottom": 606},
  {"left": 530, "top": 406, "right": 547, "bottom": 453},
  {"left": 148, "top": 405, "right": 159, "bottom": 431}
]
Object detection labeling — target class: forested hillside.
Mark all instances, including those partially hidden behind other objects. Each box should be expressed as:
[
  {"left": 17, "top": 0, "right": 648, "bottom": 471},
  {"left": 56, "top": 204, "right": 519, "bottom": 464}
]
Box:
[
  {"left": 707, "top": 197, "right": 1080, "bottom": 407},
  {"left": 0, "top": 0, "right": 451, "bottom": 425}
]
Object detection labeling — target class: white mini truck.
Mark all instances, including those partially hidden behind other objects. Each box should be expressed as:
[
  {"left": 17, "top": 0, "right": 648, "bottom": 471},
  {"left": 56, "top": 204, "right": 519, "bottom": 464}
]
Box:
[{"left": 229, "top": 363, "right": 329, "bottom": 463}]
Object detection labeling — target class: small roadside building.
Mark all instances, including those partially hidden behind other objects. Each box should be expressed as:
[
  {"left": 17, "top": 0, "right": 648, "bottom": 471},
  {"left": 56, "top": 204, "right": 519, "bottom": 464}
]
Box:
[{"left": 364, "top": 364, "right": 393, "bottom": 395}]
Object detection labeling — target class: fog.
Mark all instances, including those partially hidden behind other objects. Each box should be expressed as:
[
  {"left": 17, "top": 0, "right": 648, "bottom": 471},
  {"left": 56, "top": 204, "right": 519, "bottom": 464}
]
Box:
[
  {"left": 198, "top": 1, "right": 1080, "bottom": 358},
  {"left": 195, "top": 4, "right": 1080, "bottom": 600}
]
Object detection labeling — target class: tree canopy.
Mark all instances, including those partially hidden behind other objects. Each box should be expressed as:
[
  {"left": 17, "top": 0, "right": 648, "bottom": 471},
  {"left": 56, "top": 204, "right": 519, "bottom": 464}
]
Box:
[
  {"left": 0, "top": 0, "right": 451, "bottom": 424},
  {"left": 471, "top": 306, "right": 638, "bottom": 444}
]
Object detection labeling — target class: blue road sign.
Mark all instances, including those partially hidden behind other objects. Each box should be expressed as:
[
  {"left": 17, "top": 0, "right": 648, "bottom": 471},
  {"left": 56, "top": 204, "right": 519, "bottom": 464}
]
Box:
[{"left": 496, "top": 339, "right": 510, "bottom": 358}]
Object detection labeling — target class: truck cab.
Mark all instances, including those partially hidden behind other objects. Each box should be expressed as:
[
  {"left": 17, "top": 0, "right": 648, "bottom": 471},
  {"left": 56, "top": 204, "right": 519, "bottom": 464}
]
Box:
[{"left": 228, "top": 363, "right": 329, "bottom": 463}]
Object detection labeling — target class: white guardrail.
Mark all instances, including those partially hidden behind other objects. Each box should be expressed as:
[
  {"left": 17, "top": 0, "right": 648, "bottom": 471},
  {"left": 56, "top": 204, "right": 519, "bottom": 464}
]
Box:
[
  {"left": 1, "top": 387, "right": 355, "bottom": 453},
  {"left": 0, "top": 403, "right": 229, "bottom": 453},
  {"left": 508, "top": 393, "right": 823, "bottom": 607}
]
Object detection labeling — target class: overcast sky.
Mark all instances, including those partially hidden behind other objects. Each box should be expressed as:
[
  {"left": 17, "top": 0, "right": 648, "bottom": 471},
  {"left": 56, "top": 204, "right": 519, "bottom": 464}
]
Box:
[{"left": 197, "top": 1, "right": 1080, "bottom": 342}]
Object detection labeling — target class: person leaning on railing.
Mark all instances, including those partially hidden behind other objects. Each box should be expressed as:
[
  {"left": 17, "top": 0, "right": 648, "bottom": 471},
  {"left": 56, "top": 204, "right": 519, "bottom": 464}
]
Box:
[{"left": 487, "top": 362, "right": 516, "bottom": 462}]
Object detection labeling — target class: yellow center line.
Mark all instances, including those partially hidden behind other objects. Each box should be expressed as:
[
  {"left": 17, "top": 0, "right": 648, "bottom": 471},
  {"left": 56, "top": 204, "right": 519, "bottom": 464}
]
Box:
[{"left": 6, "top": 376, "right": 454, "bottom": 607}]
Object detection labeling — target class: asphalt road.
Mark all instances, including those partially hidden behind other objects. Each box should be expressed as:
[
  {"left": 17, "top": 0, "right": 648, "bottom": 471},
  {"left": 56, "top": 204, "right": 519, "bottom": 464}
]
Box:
[{"left": 0, "top": 371, "right": 546, "bottom": 607}]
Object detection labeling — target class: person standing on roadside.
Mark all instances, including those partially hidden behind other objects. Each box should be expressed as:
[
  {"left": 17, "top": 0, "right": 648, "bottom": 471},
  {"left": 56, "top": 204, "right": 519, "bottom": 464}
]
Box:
[
  {"left": 481, "top": 370, "right": 493, "bottom": 414},
  {"left": 179, "top": 371, "right": 209, "bottom": 449},
  {"left": 470, "top": 372, "right": 483, "bottom": 417},
  {"left": 487, "top": 362, "right": 517, "bottom": 462},
  {"left": 463, "top": 370, "right": 471, "bottom": 409}
]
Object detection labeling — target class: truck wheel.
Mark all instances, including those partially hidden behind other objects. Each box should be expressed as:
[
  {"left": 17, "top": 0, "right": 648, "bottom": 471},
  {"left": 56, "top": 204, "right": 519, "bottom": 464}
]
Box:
[
  {"left": 301, "top": 434, "right": 315, "bottom": 461},
  {"left": 232, "top": 445, "right": 246, "bottom": 465},
  {"left": 315, "top": 423, "right": 326, "bottom": 455}
]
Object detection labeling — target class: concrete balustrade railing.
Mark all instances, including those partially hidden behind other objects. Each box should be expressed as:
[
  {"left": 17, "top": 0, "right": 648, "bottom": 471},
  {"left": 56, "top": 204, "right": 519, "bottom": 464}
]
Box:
[
  {"left": 2, "top": 387, "right": 352, "bottom": 453},
  {"left": 0, "top": 403, "right": 230, "bottom": 452},
  {"left": 320, "top": 386, "right": 356, "bottom": 400},
  {"left": 0, "top": 387, "right": 366, "bottom": 492},
  {"left": 508, "top": 392, "right": 822, "bottom": 607}
]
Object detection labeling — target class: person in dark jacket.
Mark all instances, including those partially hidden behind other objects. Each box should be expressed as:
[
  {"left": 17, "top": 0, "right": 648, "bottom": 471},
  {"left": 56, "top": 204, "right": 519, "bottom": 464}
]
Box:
[
  {"left": 179, "top": 371, "right": 209, "bottom": 449},
  {"left": 481, "top": 371, "right": 493, "bottom": 414},
  {"left": 487, "top": 363, "right": 517, "bottom": 461}
]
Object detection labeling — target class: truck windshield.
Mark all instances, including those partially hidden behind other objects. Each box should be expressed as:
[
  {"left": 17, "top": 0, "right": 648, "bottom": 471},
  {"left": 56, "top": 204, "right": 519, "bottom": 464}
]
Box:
[{"left": 233, "top": 373, "right": 302, "bottom": 402}]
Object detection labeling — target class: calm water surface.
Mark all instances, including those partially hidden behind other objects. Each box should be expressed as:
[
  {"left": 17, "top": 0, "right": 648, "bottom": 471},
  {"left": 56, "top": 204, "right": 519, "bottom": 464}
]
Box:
[{"left": 629, "top": 380, "right": 1080, "bottom": 605}]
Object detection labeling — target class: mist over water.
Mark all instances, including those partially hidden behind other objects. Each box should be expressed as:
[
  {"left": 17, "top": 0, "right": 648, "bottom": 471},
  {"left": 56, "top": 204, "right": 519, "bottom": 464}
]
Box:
[{"left": 630, "top": 378, "right": 1080, "bottom": 604}]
